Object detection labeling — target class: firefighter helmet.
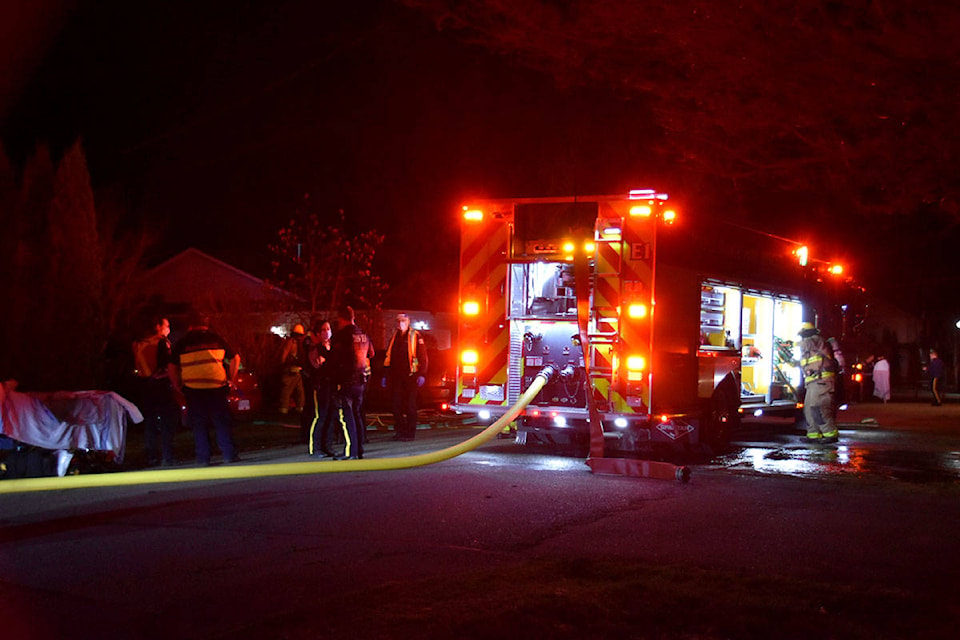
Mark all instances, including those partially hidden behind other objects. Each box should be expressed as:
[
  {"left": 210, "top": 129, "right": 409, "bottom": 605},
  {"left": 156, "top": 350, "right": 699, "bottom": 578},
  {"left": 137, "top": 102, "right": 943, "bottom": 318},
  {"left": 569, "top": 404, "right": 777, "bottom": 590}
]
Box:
[
  {"left": 798, "top": 321, "right": 818, "bottom": 336},
  {"left": 292, "top": 323, "right": 305, "bottom": 335}
]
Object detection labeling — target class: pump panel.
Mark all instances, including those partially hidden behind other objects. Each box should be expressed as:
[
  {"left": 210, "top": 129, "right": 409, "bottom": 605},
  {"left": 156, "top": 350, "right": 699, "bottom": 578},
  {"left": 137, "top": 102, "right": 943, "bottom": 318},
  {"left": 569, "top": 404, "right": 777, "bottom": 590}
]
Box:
[{"left": 517, "top": 321, "right": 587, "bottom": 409}]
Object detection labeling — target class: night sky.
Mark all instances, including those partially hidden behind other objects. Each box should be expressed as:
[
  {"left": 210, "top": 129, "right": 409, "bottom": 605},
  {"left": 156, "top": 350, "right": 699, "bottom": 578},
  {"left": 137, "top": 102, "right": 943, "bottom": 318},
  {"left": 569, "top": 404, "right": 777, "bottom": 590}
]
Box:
[
  {"left": 1, "top": 0, "right": 656, "bottom": 310},
  {"left": 3, "top": 0, "right": 960, "bottom": 319}
]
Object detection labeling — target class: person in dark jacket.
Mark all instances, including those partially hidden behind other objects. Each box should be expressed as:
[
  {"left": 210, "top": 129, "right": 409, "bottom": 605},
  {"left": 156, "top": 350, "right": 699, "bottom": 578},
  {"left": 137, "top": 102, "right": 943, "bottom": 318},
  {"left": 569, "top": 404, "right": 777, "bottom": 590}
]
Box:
[
  {"left": 168, "top": 312, "right": 241, "bottom": 465},
  {"left": 133, "top": 316, "right": 178, "bottom": 467},
  {"left": 927, "top": 349, "right": 945, "bottom": 406},
  {"left": 303, "top": 319, "right": 335, "bottom": 458},
  {"left": 328, "top": 306, "right": 373, "bottom": 459},
  {"left": 383, "top": 313, "right": 429, "bottom": 441}
]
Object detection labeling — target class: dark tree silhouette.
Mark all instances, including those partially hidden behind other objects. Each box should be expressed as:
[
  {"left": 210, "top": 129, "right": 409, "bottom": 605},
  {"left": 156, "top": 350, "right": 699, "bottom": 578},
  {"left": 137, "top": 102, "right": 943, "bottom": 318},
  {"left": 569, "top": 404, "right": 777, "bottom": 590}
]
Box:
[
  {"left": 269, "top": 195, "right": 387, "bottom": 314},
  {"left": 0, "top": 141, "right": 152, "bottom": 389},
  {"left": 402, "top": 0, "right": 960, "bottom": 219}
]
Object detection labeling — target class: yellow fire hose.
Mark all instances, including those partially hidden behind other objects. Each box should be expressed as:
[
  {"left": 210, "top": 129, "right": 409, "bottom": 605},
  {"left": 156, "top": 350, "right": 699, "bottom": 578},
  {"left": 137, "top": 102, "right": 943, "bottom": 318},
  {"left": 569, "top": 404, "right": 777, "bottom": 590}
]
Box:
[{"left": 0, "top": 370, "right": 554, "bottom": 495}]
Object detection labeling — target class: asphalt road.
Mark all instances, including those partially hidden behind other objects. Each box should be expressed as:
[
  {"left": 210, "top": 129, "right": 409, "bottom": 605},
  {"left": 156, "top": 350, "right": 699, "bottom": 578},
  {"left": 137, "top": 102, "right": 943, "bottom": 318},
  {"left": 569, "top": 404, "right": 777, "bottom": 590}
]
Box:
[{"left": 1, "top": 400, "right": 958, "bottom": 639}]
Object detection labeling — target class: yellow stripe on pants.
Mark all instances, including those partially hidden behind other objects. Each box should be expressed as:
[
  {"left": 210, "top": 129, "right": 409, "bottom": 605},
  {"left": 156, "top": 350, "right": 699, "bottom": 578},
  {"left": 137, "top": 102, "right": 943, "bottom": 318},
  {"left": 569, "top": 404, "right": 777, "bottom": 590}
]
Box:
[
  {"left": 339, "top": 403, "right": 353, "bottom": 458},
  {"left": 307, "top": 389, "right": 319, "bottom": 455}
]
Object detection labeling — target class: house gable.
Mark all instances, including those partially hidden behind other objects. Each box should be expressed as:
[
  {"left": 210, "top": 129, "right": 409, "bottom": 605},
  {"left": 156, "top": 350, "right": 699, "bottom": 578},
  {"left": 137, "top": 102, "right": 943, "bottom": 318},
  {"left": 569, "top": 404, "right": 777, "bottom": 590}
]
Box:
[{"left": 139, "top": 248, "right": 299, "bottom": 310}]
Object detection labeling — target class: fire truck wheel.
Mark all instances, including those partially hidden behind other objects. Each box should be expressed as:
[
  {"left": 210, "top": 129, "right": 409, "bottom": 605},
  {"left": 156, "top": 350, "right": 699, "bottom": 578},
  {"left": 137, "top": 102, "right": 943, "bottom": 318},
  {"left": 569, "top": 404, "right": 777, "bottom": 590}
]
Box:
[{"left": 703, "top": 380, "right": 739, "bottom": 455}]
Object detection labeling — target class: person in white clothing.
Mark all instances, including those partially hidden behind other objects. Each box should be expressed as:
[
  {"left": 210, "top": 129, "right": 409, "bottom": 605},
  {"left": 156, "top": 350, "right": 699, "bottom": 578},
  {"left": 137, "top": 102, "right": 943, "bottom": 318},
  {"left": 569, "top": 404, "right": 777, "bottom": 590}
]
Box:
[{"left": 872, "top": 355, "right": 891, "bottom": 403}]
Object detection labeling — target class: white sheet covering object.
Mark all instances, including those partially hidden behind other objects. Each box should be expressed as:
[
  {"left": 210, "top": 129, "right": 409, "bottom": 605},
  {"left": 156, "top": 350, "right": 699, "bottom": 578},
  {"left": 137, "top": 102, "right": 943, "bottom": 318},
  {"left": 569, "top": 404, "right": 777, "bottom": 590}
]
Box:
[{"left": 0, "top": 382, "right": 143, "bottom": 464}]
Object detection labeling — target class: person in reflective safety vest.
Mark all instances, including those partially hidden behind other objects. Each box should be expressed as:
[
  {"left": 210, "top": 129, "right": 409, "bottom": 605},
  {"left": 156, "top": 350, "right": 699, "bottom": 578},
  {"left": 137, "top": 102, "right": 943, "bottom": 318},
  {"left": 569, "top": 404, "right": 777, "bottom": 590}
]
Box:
[
  {"left": 798, "top": 321, "right": 839, "bottom": 444},
  {"left": 383, "top": 313, "right": 429, "bottom": 441},
  {"left": 168, "top": 312, "right": 241, "bottom": 465}
]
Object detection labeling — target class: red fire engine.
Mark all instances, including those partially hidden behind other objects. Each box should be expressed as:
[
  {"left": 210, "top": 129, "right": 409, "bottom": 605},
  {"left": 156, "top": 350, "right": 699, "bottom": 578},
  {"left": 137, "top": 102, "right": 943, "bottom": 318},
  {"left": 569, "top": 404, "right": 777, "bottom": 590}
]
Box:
[{"left": 455, "top": 191, "right": 810, "bottom": 453}]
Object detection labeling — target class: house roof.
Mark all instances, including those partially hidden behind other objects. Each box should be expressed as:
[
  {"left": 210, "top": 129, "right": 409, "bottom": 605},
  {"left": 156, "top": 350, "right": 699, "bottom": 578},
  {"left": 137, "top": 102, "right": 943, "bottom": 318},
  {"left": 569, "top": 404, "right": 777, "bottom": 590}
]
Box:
[{"left": 139, "top": 247, "right": 300, "bottom": 307}]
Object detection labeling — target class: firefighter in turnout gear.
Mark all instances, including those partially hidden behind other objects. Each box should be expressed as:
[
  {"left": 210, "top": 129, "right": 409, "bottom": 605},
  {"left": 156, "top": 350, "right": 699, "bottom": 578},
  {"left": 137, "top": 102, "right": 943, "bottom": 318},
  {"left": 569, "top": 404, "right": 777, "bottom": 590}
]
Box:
[
  {"left": 279, "top": 324, "right": 306, "bottom": 415},
  {"left": 798, "top": 321, "right": 840, "bottom": 444}
]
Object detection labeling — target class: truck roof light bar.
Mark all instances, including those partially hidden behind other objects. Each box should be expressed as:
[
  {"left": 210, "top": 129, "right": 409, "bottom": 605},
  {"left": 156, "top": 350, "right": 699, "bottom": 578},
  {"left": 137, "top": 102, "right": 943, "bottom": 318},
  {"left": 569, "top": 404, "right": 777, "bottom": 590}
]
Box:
[
  {"left": 463, "top": 207, "right": 484, "bottom": 221},
  {"left": 628, "top": 189, "right": 669, "bottom": 200}
]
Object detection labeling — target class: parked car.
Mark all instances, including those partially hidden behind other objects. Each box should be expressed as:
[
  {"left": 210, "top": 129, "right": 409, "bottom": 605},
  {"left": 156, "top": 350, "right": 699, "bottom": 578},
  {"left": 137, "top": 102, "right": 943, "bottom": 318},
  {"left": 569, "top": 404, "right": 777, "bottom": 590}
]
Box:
[
  {"left": 228, "top": 369, "right": 262, "bottom": 421},
  {"left": 180, "top": 369, "right": 263, "bottom": 425},
  {"left": 417, "top": 348, "right": 455, "bottom": 411}
]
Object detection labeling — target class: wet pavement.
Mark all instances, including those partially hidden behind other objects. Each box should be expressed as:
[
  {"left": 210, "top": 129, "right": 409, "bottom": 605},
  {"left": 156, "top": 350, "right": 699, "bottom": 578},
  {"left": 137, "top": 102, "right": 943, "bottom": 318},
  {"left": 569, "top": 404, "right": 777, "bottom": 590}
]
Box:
[
  {"left": 245, "top": 400, "right": 960, "bottom": 486},
  {"left": 711, "top": 399, "right": 960, "bottom": 484}
]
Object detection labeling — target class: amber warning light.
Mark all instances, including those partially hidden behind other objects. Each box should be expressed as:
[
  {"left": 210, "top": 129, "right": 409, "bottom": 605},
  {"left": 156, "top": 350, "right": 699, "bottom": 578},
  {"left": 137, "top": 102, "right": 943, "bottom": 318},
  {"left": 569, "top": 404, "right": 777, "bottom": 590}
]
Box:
[{"left": 462, "top": 206, "right": 483, "bottom": 222}]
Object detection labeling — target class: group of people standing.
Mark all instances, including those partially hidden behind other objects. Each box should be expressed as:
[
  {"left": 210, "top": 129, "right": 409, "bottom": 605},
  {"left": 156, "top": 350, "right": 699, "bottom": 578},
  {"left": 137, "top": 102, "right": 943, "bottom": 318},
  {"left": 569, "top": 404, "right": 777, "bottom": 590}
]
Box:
[
  {"left": 289, "top": 309, "right": 429, "bottom": 459},
  {"left": 865, "top": 348, "right": 944, "bottom": 406},
  {"left": 296, "top": 306, "right": 373, "bottom": 460},
  {"left": 131, "top": 307, "right": 430, "bottom": 467},
  {"left": 132, "top": 311, "right": 240, "bottom": 467}
]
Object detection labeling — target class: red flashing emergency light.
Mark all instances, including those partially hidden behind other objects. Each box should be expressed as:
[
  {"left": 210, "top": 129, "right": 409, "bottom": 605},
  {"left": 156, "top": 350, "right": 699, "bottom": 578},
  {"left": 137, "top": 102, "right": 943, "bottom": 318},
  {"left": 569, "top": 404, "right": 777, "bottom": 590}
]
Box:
[{"left": 627, "top": 303, "right": 648, "bottom": 319}]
